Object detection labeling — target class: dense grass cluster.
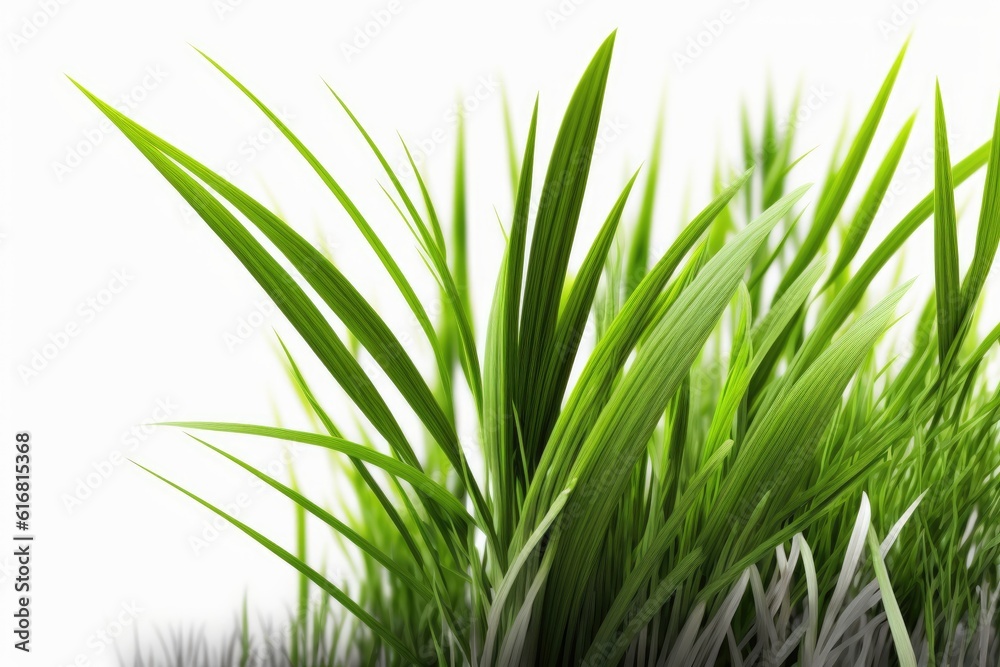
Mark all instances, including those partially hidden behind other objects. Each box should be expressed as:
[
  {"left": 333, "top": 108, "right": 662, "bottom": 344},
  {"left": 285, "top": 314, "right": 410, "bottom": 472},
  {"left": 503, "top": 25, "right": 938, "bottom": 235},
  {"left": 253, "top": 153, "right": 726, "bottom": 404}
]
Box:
[{"left": 82, "top": 32, "right": 1000, "bottom": 666}]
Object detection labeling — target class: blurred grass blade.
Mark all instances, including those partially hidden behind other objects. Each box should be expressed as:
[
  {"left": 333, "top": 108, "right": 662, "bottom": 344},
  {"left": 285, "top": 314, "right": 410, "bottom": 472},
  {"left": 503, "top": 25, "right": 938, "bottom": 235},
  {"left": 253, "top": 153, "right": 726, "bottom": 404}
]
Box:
[{"left": 625, "top": 107, "right": 664, "bottom": 295}]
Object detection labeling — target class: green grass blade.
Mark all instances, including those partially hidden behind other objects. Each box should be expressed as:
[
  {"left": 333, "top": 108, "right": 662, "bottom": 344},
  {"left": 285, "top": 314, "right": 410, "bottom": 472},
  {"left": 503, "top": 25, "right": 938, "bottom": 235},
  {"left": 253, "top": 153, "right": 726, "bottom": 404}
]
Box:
[
  {"left": 625, "top": 108, "right": 664, "bottom": 295},
  {"left": 72, "top": 82, "right": 425, "bottom": 472},
  {"left": 786, "top": 141, "right": 991, "bottom": 377},
  {"left": 188, "top": 434, "right": 434, "bottom": 601},
  {"left": 959, "top": 95, "right": 1000, "bottom": 333},
  {"left": 517, "top": 31, "right": 616, "bottom": 469},
  {"left": 131, "top": 462, "right": 422, "bottom": 664},
  {"left": 501, "top": 85, "right": 521, "bottom": 196},
  {"left": 166, "top": 422, "right": 476, "bottom": 525},
  {"left": 826, "top": 114, "right": 916, "bottom": 285},
  {"left": 933, "top": 82, "right": 961, "bottom": 366},
  {"left": 867, "top": 524, "right": 918, "bottom": 667},
  {"left": 484, "top": 100, "right": 540, "bottom": 551},
  {"left": 775, "top": 43, "right": 907, "bottom": 301},
  {"left": 521, "top": 168, "right": 754, "bottom": 526},
  {"left": 325, "top": 85, "right": 482, "bottom": 411},
  {"left": 537, "top": 186, "right": 809, "bottom": 661},
  {"left": 530, "top": 171, "right": 640, "bottom": 460},
  {"left": 277, "top": 336, "right": 428, "bottom": 570},
  {"left": 191, "top": 50, "right": 447, "bottom": 396}
]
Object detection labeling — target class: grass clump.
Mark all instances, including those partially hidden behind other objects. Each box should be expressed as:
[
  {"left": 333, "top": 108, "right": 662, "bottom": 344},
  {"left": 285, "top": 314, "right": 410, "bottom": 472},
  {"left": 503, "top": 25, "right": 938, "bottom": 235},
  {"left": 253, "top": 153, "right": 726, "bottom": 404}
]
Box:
[{"left": 79, "top": 31, "right": 1000, "bottom": 666}]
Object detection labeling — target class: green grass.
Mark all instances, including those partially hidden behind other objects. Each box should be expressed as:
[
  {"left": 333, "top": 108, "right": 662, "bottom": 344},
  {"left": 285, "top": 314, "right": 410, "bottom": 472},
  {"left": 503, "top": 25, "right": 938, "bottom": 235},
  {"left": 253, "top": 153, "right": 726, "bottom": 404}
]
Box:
[{"left": 80, "top": 32, "right": 1000, "bottom": 666}]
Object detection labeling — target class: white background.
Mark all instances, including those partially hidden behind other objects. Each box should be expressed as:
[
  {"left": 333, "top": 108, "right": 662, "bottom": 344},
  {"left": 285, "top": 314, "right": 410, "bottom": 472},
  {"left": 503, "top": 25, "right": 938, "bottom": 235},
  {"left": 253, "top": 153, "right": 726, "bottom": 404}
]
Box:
[{"left": 2, "top": 0, "right": 1000, "bottom": 664}]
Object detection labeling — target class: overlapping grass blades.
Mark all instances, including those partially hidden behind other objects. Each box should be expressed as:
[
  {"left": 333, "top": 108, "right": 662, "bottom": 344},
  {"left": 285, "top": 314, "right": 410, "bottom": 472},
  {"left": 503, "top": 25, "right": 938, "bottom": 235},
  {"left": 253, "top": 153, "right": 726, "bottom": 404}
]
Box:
[{"left": 82, "top": 32, "right": 1000, "bottom": 666}]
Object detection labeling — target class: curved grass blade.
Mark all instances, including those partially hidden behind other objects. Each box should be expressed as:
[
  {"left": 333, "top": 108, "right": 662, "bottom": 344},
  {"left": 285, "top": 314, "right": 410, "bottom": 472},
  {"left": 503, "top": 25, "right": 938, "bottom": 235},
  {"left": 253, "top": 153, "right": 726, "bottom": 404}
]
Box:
[
  {"left": 321, "top": 84, "right": 485, "bottom": 414},
  {"left": 74, "top": 80, "right": 498, "bottom": 555},
  {"left": 166, "top": 422, "right": 476, "bottom": 526},
  {"left": 277, "top": 335, "right": 429, "bottom": 572},
  {"left": 188, "top": 434, "right": 434, "bottom": 601},
  {"left": 192, "top": 49, "right": 450, "bottom": 403},
  {"left": 131, "top": 462, "right": 422, "bottom": 664},
  {"left": 71, "top": 81, "right": 423, "bottom": 473}
]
